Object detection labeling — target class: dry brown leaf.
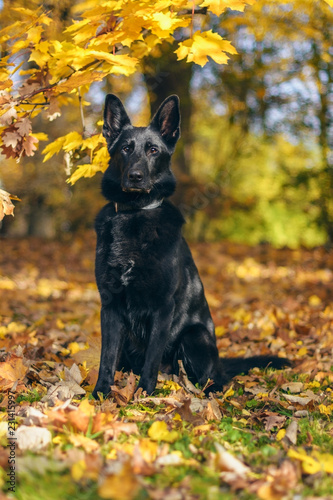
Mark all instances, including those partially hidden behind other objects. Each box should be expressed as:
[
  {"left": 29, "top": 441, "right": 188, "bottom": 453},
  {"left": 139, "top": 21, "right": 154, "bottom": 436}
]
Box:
[
  {"left": 264, "top": 414, "right": 286, "bottom": 432},
  {"left": 2, "top": 130, "right": 20, "bottom": 148},
  {"left": 177, "top": 360, "right": 202, "bottom": 394},
  {"left": 46, "top": 363, "right": 86, "bottom": 401},
  {"left": 15, "top": 116, "right": 32, "bottom": 136},
  {"left": 0, "top": 104, "right": 17, "bottom": 125},
  {"left": 281, "top": 382, "right": 303, "bottom": 394},
  {"left": 203, "top": 399, "right": 222, "bottom": 421},
  {"left": 0, "top": 354, "right": 28, "bottom": 388},
  {"left": 0, "top": 189, "right": 19, "bottom": 221},
  {"left": 283, "top": 394, "right": 312, "bottom": 406},
  {"left": 284, "top": 420, "right": 298, "bottom": 445},
  {"left": 104, "top": 422, "right": 139, "bottom": 441},
  {"left": 111, "top": 372, "right": 136, "bottom": 405},
  {"left": 16, "top": 425, "right": 52, "bottom": 451},
  {"left": 22, "top": 135, "right": 38, "bottom": 156},
  {"left": 256, "top": 461, "right": 298, "bottom": 500},
  {"left": 215, "top": 442, "right": 250, "bottom": 478}
]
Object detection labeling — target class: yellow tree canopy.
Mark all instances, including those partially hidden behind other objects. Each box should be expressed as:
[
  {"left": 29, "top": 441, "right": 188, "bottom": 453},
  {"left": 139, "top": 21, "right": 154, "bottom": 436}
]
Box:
[{"left": 0, "top": 0, "right": 332, "bottom": 217}]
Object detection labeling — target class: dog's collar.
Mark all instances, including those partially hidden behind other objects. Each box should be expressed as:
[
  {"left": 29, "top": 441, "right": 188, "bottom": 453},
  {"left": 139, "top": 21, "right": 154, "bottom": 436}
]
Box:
[{"left": 114, "top": 199, "right": 164, "bottom": 213}]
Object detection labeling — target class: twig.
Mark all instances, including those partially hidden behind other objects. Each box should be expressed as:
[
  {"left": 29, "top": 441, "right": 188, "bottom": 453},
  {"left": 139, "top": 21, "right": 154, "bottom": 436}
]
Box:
[{"left": 78, "top": 87, "right": 86, "bottom": 136}]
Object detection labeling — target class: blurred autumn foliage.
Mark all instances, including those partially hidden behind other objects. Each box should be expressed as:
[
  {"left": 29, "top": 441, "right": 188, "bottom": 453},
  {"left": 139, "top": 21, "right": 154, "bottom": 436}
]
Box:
[{"left": 0, "top": 0, "right": 333, "bottom": 246}]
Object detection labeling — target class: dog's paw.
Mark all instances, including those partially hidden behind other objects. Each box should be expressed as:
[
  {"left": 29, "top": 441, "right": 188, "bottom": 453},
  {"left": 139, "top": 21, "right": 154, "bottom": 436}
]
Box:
[
  {"left": 92, "top": 382, "right": 112, "bottom": 399},
  {"left": 137, "top": 377, "right": 156, "bottom": 396}
]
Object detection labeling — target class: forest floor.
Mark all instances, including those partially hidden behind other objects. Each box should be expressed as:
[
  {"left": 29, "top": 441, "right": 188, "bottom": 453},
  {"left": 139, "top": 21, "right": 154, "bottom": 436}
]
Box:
[{"left": 0, "top": 233, "right": 333, "bottom": 500}]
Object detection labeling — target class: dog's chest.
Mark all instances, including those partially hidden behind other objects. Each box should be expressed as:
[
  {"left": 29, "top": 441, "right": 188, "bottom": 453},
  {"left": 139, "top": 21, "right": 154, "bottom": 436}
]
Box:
[{"left": 97, "top": 212, "right": 168, "bottom": 290}]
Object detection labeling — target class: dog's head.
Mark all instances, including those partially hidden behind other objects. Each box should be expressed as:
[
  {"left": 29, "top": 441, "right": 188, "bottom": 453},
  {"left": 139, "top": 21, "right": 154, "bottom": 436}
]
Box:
[{"left": 101, "top": 94, "right": 180, "bottom": 206}]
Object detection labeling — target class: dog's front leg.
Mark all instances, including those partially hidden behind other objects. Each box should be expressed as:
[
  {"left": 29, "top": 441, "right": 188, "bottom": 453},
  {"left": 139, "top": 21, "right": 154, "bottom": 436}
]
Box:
[
  {"left": 92, "top": 307, "right": 124, "bottom": 399},
  {"left": 138, "top": 302, "right": 174, "bottom": 395}
]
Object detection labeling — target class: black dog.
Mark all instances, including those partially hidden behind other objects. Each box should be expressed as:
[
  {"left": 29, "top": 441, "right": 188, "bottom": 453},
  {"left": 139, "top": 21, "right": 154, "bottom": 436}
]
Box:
[{"left": 92, "top": 94, "right": 290, "bottom": 398}]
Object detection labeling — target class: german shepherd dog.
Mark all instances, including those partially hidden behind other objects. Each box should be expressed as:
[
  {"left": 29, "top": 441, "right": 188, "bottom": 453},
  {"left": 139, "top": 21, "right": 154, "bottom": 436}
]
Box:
[{"left": 92, "top": 94, "right": 290, "bottom": 398}]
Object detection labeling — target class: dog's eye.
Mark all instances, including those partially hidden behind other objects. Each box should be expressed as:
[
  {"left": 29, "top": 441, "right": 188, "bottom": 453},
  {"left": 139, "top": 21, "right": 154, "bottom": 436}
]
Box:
[
  {"left": 149, "top": 147, "right": 158, "bottom": 154},
  {"left": 122, "top": 145, "right": 130, "bottom": 153}
]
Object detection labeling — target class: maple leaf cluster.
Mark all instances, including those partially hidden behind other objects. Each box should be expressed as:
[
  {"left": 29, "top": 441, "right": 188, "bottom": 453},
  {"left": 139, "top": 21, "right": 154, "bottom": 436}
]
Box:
[
  {"left": 0, "top": 0, "right": 255, "bottom": 198},
  {"left": 0, "top": 115, "right": 38, "bottom": 160}
]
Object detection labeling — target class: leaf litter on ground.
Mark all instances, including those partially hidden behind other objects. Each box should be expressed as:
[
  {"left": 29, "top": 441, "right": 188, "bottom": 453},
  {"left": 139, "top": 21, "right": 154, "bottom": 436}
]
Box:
[{"left": 0, "top": 235, "right": 333, "bottom": 499}]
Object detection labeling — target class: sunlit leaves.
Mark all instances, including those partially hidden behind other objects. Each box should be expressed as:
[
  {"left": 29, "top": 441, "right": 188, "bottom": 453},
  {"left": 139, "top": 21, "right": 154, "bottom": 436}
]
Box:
[
  {"left": 148, "top": 421, "right": 179, "bottom": 443},
  {"left": 42, "top": 132, "right": 109, "bottom": 184},
  {"left": 200, "top": 0, "right": 255, "bottom": 16},
  {"left": 176, "top": 30, "right": 237, "bottom": 66},
  {"left": 0, "top": 0, "right": 246, "bottom": 190}
]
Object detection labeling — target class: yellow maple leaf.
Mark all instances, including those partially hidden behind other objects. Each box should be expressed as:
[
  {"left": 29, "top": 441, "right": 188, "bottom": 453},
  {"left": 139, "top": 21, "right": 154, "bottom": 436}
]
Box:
[
  {"left": 42, "top": 132, "right": 82, "bottom": 162},
  {"left": 54, "top": 71, "right": 106, "bottom": 93},
  {"left": 26, "top": 25, "right": 44, "bottom": 45},
  {"left": 323, "top": 0, "right": 333, "bottom": 6},
  {"left": 200, "top": 0, "right": 255, "bottom": 16},
  {"left": 150, "top": 11, "right": 190, "bottom": 38},
  {"left": 148, "top": 421, "right": 179, "bottom": 443},
  {"left": 86, "top": 51, "right": 138, "bottom": 75},
  {"left": 93, "top": 146, "right": 109, "bottom": 171},
  {"left": 175, "top": 30, "right": 237, "bottom": 67},
  {"left": 67, "top": 163, "right": 104, "bottom": 185}
]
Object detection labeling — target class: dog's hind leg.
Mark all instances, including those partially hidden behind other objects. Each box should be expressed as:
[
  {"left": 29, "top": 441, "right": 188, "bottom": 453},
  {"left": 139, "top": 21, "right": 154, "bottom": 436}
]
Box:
[
  {"left": 175, "top": 324, "right": 229, "bottom": 391},
  {"left": 175, "top": 325, "right": 291, "bottom": 393}
]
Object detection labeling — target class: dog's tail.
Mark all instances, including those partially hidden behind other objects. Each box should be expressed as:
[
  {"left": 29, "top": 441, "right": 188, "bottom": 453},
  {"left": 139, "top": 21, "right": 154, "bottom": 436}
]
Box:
[{"left": 221, "top": 355, "right": 292, "bottom": 379}]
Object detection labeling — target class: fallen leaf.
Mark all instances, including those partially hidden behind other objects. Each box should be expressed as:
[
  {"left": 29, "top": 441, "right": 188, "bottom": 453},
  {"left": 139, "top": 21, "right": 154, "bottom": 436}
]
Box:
[
  {"left": 98, "top": 462, "right": 140, "bottom": 500},
  {"left": 111, "top": 371, "right": 136, "bottom": 405},
  {"left": 215, "top": 442, "right": 250, "bottom": 478},
  {"left": 0, "top": 354, "right": 28, "bottom": 389},
  {"left": 281, "top": 382, "right": 304, "bottom": 394},
  {"left": 148, "top": 421, "right": 179, "bottom": 443},
  {"left": 264, "top": 414, "right": 286, "bottom": 432},
  {"left": 16, "top": 425, "right": 52, "bottom": 451},
  {"left": 284, "top": 420, "right": 298, "bottom": 445},
  {"left": 69, "top": 434, "right": 100, "bottom": 453}
]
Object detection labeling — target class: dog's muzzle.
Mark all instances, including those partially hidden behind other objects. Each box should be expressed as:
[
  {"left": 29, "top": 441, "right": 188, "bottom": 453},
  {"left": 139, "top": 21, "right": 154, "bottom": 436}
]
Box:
[{"left": 122, "top": 167, "right": 151, "bottom": 193}]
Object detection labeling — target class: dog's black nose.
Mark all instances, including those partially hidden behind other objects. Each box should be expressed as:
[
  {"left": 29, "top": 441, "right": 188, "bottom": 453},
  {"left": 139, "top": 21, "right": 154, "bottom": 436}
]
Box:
[{"left": 128, "top": 170, "right": 143, "bottom": 183}]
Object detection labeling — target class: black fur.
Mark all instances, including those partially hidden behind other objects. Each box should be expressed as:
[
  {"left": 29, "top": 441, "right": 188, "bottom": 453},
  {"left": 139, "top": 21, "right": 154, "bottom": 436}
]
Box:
[{"left": 92, "top": 94, "right": 290, "bottom": 398}]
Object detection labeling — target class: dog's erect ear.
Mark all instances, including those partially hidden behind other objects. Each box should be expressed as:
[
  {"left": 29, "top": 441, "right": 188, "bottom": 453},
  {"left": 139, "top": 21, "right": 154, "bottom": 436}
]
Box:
[
  {"left": 149, "top": 95, "right": 180, "bottom": 149},
  {"left": 103, "top": 94, "right": 131, "bottom": 149}
]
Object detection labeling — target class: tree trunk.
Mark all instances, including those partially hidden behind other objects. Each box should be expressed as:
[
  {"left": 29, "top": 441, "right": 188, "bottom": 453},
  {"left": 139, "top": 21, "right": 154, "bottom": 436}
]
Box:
[{"left": 142, "top": 42, "right": 193, "bottom": 178}]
